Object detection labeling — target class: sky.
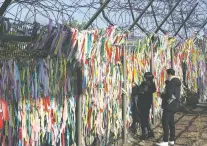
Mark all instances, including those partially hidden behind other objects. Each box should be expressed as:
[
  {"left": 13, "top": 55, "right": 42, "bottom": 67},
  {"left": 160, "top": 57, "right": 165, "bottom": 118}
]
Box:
[
  {"left": 0, "top": 0, "right": 206, "bottom": 38},
  {"left": 1, "top": 0, "right": 107, "bottom": 28}
]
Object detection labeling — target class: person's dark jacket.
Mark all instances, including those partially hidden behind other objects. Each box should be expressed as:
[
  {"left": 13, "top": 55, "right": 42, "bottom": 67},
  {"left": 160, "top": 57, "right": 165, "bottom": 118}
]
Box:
[
  {"left": 138, "top": 80, "right": 156, "bottom": 109},
  {"left": 131, "top": 84, "right": 139, "bottom": 98},
  {"left": 161, "top": 76, "right": 181, "bottom": 112}
]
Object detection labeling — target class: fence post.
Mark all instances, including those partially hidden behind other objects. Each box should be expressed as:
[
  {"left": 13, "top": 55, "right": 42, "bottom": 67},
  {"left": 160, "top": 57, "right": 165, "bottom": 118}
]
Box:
[
  {"left": 122, "top": 45, "right": 127, "bottom": 143},
  {"left": 171, "top": 46, "right": 174, "bottom": 69},
  {"left": 76, "top": 66, "right": 82, "bottom": 146},
  {"left": 150, "top": 41, "right": 155, "bottom": 125}
]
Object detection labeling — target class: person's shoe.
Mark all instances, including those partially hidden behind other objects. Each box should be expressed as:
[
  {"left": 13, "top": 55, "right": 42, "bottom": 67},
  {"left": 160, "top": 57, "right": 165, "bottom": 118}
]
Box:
[
  {"left": 156, "top": 141, "right": 168, "bottom": 146},
  {"left": 168, "top": 141, "right": 174, "bottom": 145},
  {"left": 147, "top": 131, "right": 155, "bottom": 138}
]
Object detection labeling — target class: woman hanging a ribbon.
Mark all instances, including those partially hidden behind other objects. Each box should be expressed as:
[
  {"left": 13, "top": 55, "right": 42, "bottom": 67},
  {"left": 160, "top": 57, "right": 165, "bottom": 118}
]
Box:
[{"left": 138, "top": 72, "right": 156, "bottom": 140}]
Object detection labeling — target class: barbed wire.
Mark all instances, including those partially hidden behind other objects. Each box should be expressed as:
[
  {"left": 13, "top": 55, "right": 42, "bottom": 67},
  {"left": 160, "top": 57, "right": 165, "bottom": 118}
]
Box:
[{"left": 0, "top": 0, "right": 207, "bottom": 39}]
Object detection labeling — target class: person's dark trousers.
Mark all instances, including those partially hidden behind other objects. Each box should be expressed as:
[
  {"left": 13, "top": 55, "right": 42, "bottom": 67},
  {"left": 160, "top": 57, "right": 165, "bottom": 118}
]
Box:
[
  {"left": 162, "top": 110, "right": 176, "bottom": 142},
  {"left": 131, "top": 102, "right": 138, "bottom": 132},
  {"left": 140, "top": 108, "right": 153, "bottom": 136}
]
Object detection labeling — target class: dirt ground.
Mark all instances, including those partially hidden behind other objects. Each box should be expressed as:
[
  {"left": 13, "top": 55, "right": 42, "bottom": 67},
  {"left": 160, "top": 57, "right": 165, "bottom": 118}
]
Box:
[{"left": 121, "top": 105, "right": 207, "bottom": 146}]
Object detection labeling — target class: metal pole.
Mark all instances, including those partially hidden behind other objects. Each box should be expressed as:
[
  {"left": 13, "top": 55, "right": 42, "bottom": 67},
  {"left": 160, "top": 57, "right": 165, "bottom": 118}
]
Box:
[
  {"left": 150, "top": 37, "right": 155, "bottom": 125},
  {"left": 180, "top": 9, "right": 188, "bottom": 39},
  {"left": 83, "top": 0, "right": 112, "bottom": 29},
  {"left": 128, "top": 0, "right": 149, "bottom": 36},
  {"left": 154, "top": 0, "right": 181, "bottom": 33},
  {"left": 174, "top": 3, "right": 198, "bottom": 37},
  {"left": 76, "top": 65, "right": 82, "bottom": 146},
  {"left": 128, "top": 0, "right": 154, "bottom": 31},
  {"left": 136, "top": 23, "right": 149, "bottom": 36},
  {"left": 151, "top": 5, "right": 158, "bottom": 27},
  {"left": 169, "top": 4, "right": 177, "bottom": 35},
  {"left": 193, "top": 19, "right": 207, "bottom": 40},
  {"left": 171, "top": 47, "right": 174, "bottom": 69},
  {"left": 122, "top": 45, "right": 127, "bottom": 143},
  {"left": 0, "top": 0, "right": 12, "bottom": 16},
  {"left": 151, "top": 5, "right": 166, "bottom": 34}
]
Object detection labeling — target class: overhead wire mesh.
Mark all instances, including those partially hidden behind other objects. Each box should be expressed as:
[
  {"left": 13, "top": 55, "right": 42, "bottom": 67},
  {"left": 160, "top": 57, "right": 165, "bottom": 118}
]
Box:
[{"left": 0, "top": 0, "right": 207, "bottom": 38}]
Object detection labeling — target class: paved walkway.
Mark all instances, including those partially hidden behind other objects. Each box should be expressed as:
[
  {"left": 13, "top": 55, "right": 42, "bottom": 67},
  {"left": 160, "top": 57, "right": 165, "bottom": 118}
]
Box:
[{"left": 122, "top": 105, "right": 207, "bottom": 146}]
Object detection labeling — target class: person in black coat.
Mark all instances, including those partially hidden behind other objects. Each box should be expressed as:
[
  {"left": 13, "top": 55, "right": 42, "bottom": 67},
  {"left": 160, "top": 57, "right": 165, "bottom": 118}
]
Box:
[
  {"left": 156, "top": 69, "right": 181, "bottom": 146},
  {"left": 138, "top": 72, "right": 156, "bottom": 140}
]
